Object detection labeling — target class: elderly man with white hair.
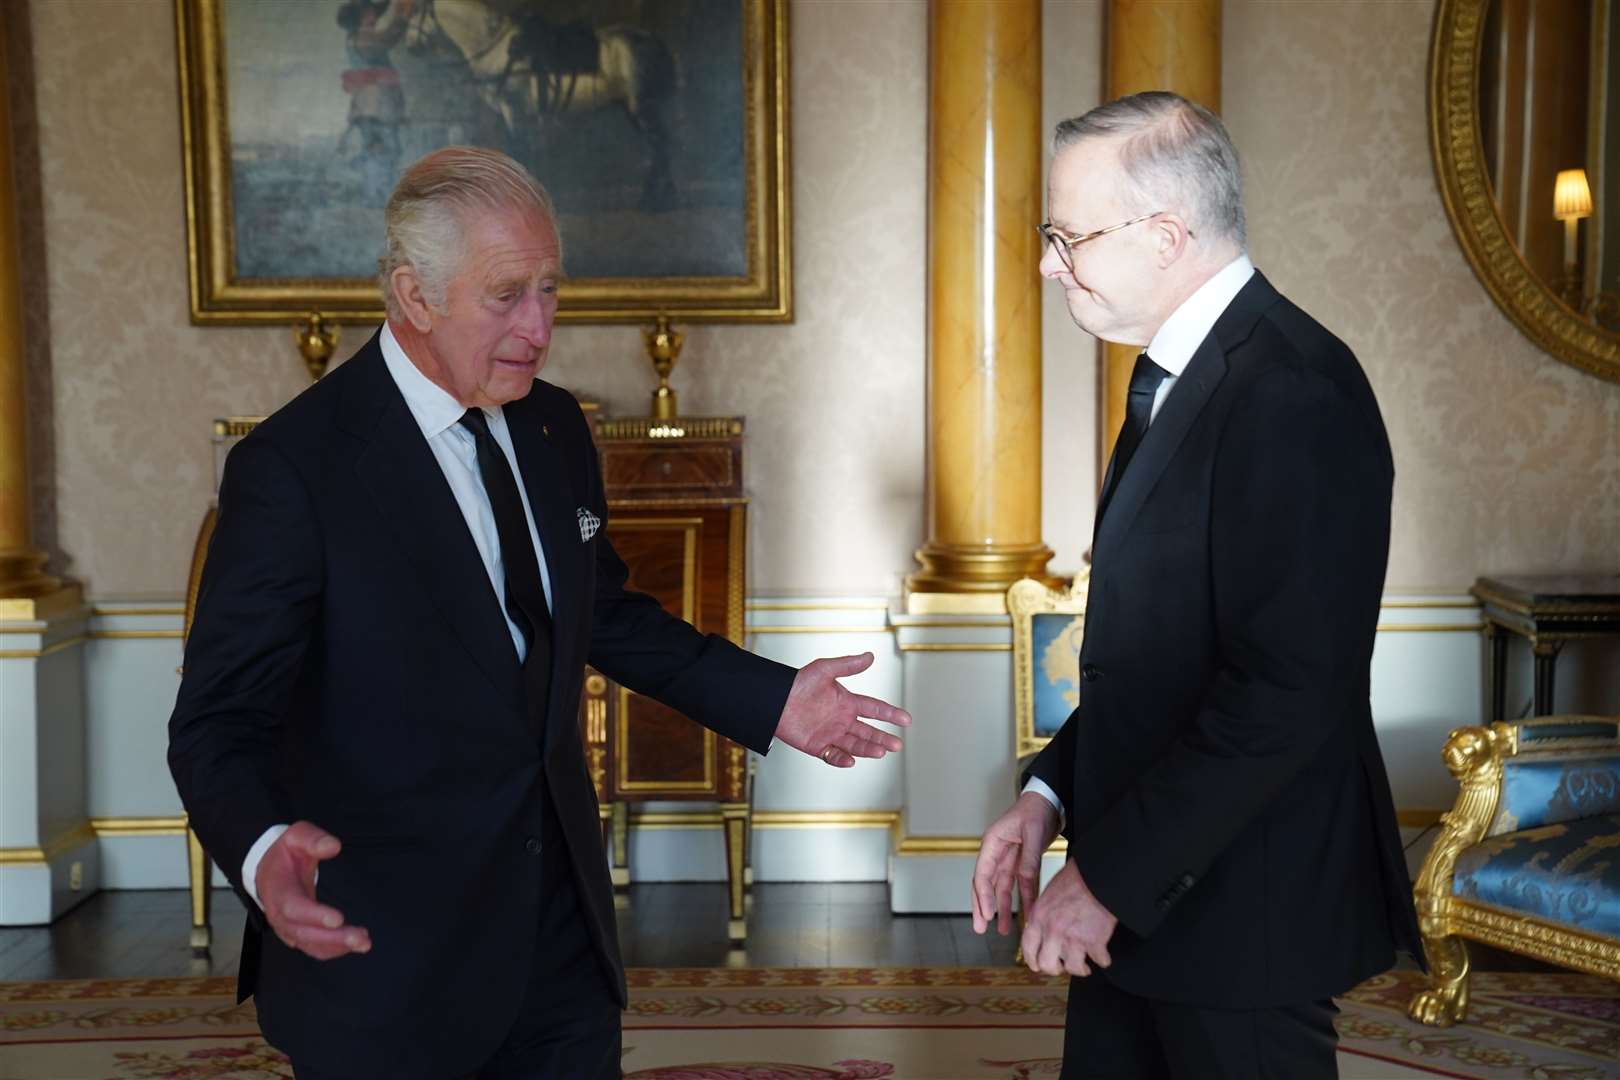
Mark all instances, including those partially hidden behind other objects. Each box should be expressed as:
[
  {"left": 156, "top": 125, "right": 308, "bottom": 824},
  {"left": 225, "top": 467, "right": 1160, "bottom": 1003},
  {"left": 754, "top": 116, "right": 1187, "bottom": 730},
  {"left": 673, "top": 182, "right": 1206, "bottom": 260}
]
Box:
[
  {"left": 170, "top": 145, "right": 911, "bottom": 1079},
  {"left": 972, "top": 92, "right": 1421, "bottom": 1079}
]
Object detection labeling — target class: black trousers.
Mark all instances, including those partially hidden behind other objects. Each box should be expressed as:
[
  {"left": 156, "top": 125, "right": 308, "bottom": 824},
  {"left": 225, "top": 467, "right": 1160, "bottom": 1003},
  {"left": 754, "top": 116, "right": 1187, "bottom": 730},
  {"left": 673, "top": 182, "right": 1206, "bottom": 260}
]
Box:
[
  {"left": 294, "top": 837, "right": 620, "bottom": 1080},
  {"left": 1061, "top": 973, "right": 1340, "bottom": 1080}
]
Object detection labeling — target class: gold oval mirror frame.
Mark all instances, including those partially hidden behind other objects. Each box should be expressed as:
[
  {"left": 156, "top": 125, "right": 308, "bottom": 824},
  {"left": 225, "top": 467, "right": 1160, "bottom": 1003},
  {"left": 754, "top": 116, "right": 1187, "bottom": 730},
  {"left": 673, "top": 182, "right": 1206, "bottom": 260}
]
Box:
[{"left": 1430, "top": 0, "right": 1620, "bottom": 383}]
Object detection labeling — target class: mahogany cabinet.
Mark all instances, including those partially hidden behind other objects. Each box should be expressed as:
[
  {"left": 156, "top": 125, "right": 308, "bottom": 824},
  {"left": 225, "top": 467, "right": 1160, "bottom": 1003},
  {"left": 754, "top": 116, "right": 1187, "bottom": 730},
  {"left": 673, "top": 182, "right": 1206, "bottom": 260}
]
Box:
[{"left": 581, "top": 416, "right": 753, "bottom": 942}]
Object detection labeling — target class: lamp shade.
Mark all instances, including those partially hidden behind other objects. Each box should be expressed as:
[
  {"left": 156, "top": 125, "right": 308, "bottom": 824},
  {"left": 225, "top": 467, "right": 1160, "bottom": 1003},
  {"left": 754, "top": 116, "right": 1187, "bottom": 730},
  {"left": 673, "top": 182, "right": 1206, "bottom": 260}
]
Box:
[{"left": 1554, "top": 168, "right": 1593, "bottom": 220}]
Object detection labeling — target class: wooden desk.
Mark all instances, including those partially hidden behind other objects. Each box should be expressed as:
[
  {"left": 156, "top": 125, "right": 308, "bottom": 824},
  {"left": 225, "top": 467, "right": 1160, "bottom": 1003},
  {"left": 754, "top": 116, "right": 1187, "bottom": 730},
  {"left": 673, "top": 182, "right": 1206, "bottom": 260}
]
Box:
[
  {"left": 582, "top": 416, "right": 753, "bottom": 943},
  {"left": 1472, "top": 575, "right": 1620, "bottom": 722}
]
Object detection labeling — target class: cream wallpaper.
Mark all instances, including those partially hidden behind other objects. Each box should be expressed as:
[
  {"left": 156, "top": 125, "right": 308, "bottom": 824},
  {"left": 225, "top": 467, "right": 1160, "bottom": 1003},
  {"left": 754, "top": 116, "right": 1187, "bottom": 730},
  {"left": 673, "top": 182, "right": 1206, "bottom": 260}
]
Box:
[
  {"left": 15, "top": 0, "right": 1619, "bottom": 601},
  {"left": 1224, "top": 1, "right": 1620, "bottom": 585},
  {"left": 21, "top": 0, "right": 928, "bottom": 599}
]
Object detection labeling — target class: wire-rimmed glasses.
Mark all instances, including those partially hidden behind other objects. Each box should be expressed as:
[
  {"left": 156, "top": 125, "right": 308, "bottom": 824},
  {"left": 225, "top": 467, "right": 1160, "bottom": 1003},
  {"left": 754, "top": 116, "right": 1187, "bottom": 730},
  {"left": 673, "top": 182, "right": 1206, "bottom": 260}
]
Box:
[{"left": 1037, "top": 213, "right": 1190, "bottom": 274}]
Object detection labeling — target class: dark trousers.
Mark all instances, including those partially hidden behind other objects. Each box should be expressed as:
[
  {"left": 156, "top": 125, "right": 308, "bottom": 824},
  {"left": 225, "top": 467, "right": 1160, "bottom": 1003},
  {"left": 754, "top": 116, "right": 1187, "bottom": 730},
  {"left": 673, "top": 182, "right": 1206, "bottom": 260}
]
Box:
[
  {"left": 294, "top": 839, "right": 620, "bottom": 1080},
  {"left": 1061, "top": 973, "right": 1340, "bottom": 1080}
]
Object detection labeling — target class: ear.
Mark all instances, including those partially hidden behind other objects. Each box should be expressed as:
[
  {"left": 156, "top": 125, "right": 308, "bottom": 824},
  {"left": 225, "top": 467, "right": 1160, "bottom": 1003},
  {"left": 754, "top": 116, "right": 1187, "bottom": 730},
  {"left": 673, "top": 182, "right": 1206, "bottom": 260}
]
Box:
[
  {"left": 391, "top": 265, "right": 436, "bottom": 333},
  {"left": 1154, "top": 215, "right": 1194, "bottom": 269}
]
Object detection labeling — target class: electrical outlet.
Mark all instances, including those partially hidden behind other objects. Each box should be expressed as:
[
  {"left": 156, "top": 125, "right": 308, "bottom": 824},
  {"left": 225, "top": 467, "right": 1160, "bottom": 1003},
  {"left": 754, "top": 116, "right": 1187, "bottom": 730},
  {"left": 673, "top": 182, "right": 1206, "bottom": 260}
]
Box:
[{"left": 69, "top": 861, "right": 83, "bottom": 891}]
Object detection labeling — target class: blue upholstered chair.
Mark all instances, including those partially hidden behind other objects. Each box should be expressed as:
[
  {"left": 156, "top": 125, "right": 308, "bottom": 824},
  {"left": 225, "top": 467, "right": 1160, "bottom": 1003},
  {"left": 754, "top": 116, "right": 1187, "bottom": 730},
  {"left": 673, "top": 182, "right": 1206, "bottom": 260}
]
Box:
[{"left": 1408, "top": 716, "right": 1620, "bottom": 1026}]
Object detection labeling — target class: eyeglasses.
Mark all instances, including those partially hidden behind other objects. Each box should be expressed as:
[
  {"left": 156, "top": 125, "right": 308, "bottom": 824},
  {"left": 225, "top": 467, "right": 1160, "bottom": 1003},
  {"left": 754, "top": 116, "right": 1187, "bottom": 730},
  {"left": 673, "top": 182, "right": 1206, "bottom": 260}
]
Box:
[{"left": 1037, "top": 213, "right": 1191, "bottom": 275}]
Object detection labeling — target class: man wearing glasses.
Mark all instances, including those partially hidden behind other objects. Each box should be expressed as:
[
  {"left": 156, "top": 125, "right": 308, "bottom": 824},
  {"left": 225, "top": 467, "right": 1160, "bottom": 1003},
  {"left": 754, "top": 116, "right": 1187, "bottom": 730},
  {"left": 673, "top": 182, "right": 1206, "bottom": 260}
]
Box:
[{"left": 971, "top": 92, "right": 1420, "bottom": 1079}]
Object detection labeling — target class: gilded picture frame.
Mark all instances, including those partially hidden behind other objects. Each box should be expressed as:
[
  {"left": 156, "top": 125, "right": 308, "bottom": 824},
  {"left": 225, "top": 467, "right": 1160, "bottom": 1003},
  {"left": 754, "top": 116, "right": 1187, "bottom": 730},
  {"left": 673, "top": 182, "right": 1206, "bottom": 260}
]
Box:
[
  {"left": 175, "top": 0, "right": 791, "bottom": 325},
  {"left": 1008, "top": 570, "right": 1090, "bottom": 762}
]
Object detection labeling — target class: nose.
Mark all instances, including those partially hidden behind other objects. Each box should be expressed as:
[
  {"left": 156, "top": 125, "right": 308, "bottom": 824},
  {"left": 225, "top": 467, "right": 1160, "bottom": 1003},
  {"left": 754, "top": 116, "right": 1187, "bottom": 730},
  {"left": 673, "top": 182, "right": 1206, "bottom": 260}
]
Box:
[
  {"left": 1038, "top": 241, "right": 1067, "bottom": 281},
  {"left": 514, "top": 291, "right": 556, "bottom": 348}
]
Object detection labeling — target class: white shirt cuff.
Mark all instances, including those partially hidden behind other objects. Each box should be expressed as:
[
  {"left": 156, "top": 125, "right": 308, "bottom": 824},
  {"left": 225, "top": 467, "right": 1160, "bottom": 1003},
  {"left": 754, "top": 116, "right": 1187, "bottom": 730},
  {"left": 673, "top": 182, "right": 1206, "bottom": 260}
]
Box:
[
  {"left": 1022, "top": 777, "right": 1066, "bottom": 829},
  {"left": 241, "top": 824, "right": 290, "bottom": 912}
]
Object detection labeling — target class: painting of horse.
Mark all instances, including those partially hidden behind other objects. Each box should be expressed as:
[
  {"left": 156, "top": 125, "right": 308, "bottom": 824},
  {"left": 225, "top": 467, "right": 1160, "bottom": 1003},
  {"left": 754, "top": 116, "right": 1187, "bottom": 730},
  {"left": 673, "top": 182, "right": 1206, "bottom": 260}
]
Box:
[{"left": 178, "top": 0, "right": 789, "bottom": 322}]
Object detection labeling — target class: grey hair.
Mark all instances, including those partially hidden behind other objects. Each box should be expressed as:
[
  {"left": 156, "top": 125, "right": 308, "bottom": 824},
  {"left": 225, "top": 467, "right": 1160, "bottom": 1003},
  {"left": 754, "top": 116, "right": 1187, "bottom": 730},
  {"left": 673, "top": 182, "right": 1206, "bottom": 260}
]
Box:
[
  {"left": 378, "top": 146, "right": 561, "bottom": 320},
  {"left": 1053, "top": 91, "right": 1246, "bottom": 250}
]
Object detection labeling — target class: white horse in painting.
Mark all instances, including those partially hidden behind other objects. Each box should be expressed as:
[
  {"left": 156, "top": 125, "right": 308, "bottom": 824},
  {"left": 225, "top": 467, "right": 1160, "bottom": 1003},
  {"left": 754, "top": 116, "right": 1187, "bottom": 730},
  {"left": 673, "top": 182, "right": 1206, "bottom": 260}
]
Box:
[{"left": 407, "top": 0, "right": 678, "bottom": 207}]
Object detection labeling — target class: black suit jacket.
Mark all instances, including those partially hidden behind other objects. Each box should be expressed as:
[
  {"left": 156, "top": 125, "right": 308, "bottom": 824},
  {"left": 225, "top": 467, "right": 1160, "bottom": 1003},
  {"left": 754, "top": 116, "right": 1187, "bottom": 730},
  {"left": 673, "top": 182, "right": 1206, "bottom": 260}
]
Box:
[
  {"left": 1026, "top": 272, "right": 1423, "bottom": 1008},
  {"left": 168, "top": 334, "right": 796, "bottom": 1075}
]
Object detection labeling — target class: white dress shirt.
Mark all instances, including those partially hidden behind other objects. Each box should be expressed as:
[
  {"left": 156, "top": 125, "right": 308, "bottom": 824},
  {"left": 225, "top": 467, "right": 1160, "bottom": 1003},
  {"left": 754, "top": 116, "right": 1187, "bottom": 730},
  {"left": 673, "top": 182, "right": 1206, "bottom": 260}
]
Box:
[
  {"left": 241, "top": 323, "right": 555, "bottom": 909},
  {"left": 1023, "top": 254, "right": 1256, "bottom": 825}
]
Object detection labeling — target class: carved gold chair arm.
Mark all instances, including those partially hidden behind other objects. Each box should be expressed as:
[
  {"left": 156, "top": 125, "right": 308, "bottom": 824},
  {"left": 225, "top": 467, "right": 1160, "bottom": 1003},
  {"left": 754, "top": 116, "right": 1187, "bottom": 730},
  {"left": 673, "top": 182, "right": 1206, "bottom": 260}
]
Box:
[{"left": 1409, "top": 715, "right": 1620, "bottom": 1027}]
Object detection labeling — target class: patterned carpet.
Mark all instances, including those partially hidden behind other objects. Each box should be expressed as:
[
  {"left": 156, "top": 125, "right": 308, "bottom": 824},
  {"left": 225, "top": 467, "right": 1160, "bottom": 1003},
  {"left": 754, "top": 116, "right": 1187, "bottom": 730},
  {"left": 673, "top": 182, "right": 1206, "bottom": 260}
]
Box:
[{"left": 0, "top": 967, "right": 1613, "bottom": 1079}]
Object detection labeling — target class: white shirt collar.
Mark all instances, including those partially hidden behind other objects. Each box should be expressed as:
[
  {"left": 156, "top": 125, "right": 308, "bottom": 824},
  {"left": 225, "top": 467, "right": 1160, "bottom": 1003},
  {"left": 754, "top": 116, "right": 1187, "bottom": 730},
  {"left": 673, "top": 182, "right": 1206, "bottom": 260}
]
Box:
[
  {"left": 1144, "top": 254, "right": 1256, "bottom": 377},
  {"left": 379, "top": 321, "right": 476, "bottom": 440}
]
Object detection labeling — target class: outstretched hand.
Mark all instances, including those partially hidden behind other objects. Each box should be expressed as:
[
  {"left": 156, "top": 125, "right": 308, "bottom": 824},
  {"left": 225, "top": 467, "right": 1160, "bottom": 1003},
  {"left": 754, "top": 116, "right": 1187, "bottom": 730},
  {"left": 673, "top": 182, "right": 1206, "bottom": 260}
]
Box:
[
  {"left": 255, "top": 821, "right": 371, "bottom": 961},
  {"left": 773, "top": 653, "right": 912, "bottom": 768}
]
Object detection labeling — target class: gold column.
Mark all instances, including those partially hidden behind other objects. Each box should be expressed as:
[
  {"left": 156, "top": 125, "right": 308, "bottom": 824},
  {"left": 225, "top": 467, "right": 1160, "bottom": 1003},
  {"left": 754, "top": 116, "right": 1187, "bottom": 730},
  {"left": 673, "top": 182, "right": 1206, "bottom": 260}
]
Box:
[
  {"left": 1098, "top": 0, "right": 1221, "bottom": 480},
  {"left": 0, "top": 10, "right": 73, "bottom": 617},
  {"left": 908, "top": 0, "right": 1053, "bottom": 612}
]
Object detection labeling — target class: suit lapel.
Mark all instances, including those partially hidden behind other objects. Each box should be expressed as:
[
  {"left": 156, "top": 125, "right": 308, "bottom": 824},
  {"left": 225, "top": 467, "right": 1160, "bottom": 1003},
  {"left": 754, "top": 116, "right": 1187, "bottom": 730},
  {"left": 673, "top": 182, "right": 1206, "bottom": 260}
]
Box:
[
  {"left": 1093, "top": 337, "right": 1226, "bottom": 562},
  {"left": 1091, "top": 271, "right": 1281, "bottom": 562},
  {"left": 340, "top": 337, "right": 524, "bottom": 706}
]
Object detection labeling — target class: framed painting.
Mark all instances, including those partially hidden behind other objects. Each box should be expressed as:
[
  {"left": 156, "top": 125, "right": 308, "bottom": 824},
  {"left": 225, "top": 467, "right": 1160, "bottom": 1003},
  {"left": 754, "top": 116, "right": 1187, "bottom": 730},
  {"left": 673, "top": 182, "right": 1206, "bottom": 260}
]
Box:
[
  {"left": 175, "top": 0, "right": 790, "bottom": 324},
  {"left": 1008, "top": 571, "right": 1090, "bottom": 761}
]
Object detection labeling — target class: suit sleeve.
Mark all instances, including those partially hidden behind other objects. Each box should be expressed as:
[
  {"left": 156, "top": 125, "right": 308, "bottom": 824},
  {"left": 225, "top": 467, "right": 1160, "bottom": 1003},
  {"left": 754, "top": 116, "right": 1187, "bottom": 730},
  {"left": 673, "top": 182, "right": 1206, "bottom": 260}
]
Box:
[
  {"left": 571, "top": 411, "right": 795, "bottom": 755},
  {"left": 168, "top": 437, "right": 321, "bottom": 909},
  {"left": 1022, "top": 707, "right": 1078, "bottom": 839},
  {"left": 1072, "top": 368, "right": 1392, "bottom": 937}
]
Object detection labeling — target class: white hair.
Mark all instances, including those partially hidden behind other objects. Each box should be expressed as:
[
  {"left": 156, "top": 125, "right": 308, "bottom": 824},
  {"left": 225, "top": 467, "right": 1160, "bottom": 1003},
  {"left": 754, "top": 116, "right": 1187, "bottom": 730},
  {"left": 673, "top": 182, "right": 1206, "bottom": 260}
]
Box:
[
  {"left": 378, "top": 146, "right": 561, "bottom": 320},
  {"left": 1053, "top": 91, "right": 1246, "bottom": 250}
]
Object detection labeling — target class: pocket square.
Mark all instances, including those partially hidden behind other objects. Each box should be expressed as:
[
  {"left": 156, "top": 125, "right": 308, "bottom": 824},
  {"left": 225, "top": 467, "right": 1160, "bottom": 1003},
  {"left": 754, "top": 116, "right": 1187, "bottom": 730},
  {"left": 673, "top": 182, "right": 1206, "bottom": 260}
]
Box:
[{"left": 577, "top": 507, "right": 601, "bottom": 542}]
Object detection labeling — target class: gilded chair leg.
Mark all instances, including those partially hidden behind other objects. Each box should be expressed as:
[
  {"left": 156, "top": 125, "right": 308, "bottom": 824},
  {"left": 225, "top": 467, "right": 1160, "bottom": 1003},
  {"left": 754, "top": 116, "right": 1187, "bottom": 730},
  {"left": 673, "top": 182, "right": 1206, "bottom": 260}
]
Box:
[
  {"left": 1408, "top": 931, "right": 1470, "bottom": 1026},
  {"left": 186, "top": 826, "right": 212, "bottom": 957}
]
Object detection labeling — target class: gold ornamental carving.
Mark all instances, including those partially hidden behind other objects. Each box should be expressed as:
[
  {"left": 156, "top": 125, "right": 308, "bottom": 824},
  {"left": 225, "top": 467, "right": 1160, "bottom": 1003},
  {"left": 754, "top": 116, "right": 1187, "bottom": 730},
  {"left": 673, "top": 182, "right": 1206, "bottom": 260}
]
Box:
[
  {"left": 588, "top": 748, "right": 607, "bottom": 799},
  {"left": 294, "top": 312, "right": 339, "bottom": 382},
  {"left": 1430, "top": 0, "right": 1620, "bottom": 382},
  {"left": 1407, "top": 717, "right": 1620, "bottom": 1027},
  {"left": 643, "top": 315, "right": 684, "bottom": 420},
  {"left": 726, "top": 744, "right": 746, "bottom": 802}
]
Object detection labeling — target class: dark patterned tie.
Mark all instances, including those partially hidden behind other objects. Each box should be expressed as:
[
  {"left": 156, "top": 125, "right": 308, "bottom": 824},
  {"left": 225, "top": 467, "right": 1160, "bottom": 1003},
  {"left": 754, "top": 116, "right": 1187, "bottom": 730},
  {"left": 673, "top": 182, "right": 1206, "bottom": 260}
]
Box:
[
  {"left": 1097, "top": 352, "right": 1169, "bottom": 523},
  {"left": 458, "top": 409, "right": 554, "bottom": 728}
]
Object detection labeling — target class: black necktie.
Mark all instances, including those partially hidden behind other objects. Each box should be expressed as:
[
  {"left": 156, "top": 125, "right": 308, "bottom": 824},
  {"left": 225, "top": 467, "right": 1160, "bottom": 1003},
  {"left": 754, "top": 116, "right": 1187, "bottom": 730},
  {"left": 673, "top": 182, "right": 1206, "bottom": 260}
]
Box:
[
  {"left": 1097, "top": 352, "right": 1169, "bottom": 523},
  {"left": 458, "top": 409, "right": 554, "bottom": 719}
]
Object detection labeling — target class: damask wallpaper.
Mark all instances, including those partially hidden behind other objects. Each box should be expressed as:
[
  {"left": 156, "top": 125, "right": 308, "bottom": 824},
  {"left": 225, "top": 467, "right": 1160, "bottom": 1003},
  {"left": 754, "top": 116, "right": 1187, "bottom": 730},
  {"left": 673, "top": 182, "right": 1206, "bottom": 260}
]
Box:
[
  {"left": 20, "top": 0, "right": 929, "bottom": 599},
  {"left": 14, "top": 0, "right": 1618, "bottom": 599},
  {"left": 1224, "top": 1, "right": 1620, "bottom": 587}
]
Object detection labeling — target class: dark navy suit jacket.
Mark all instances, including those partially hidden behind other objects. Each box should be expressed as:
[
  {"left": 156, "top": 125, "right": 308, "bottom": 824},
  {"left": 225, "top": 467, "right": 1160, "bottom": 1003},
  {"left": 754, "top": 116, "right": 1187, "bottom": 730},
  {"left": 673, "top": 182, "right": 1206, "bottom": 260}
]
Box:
[
  {"left": 169, "top": 333, "right": 795, "bottom": 1075},
  {"left": 1026, "top": 272, "right": 1423, "bottom": 1008}
]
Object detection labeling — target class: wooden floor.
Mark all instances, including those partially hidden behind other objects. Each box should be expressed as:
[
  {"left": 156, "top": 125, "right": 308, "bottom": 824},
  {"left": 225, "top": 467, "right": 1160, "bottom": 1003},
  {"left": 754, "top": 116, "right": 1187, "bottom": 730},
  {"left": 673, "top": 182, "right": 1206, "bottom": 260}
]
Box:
[
  {"left": 0, "top": 883, "right": 1020, "bottom": 981},
  {"left": 0, "top": 878, "right": 1546, "bottom": 983}
]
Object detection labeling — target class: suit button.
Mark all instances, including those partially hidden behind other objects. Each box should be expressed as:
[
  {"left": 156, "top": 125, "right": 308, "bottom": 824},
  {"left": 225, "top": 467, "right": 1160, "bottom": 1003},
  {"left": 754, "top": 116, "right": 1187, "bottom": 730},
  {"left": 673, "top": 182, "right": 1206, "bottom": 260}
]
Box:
[
  {"left": 525, "top": 836, "right": 542, "bottom": 855},
  {"left": 1082, "top": 664, "right": 1101, "bottom": 682}
]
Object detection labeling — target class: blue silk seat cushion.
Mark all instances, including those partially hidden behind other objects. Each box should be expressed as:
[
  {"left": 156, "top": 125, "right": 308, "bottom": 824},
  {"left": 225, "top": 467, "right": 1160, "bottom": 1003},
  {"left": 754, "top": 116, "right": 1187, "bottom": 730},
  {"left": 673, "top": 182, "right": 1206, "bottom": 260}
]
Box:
[
  {"left": 1492, "top": 752, "right": 1620, "bottom": 833},
  {"left": 1452, "top": 813, "right": 1620, "bottom": 936}
]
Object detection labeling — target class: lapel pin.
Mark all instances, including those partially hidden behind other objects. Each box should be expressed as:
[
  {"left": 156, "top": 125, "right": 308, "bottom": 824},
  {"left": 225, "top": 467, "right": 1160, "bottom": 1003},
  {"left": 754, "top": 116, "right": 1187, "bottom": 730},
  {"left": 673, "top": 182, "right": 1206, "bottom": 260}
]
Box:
[
  {"left": 542, "top": 424, "right": 551, "bottom": 438},
  {"left": 577, "top": 507, "right": 601, "bottom": 542}
]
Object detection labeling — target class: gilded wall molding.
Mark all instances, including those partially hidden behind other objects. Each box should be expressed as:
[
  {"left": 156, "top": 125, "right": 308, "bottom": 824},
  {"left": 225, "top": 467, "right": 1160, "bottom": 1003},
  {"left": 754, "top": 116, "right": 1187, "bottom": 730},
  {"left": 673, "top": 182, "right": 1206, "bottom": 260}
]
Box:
[
  {"left": 1429, "top": 0, "right": 1620, "bottom": 382},
  {"left": 0, "top": 820, "right": 96, "bottom": 865}
]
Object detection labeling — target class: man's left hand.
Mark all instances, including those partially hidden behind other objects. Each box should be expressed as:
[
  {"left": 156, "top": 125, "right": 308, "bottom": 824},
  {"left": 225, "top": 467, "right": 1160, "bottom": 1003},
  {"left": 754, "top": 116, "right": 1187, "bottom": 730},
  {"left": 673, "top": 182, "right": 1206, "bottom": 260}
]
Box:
[
  {"left": 1022, "top": 860, "right": 1118, "bottom": 977},
  {"left": 773, "top": 652, "right": 912, "bottom": 767}
]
